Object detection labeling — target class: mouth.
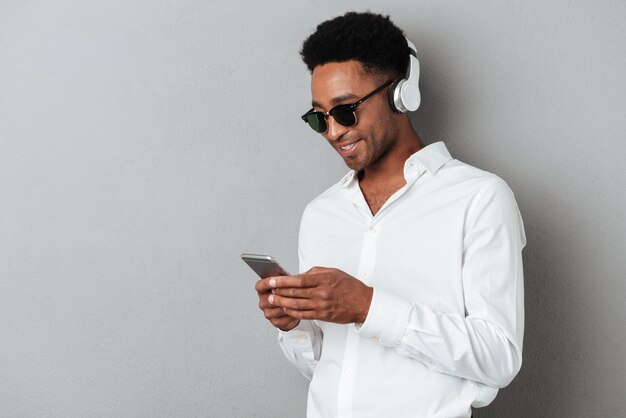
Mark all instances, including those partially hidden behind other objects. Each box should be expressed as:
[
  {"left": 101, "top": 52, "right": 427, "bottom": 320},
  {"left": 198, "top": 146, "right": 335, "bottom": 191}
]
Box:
[{"left": 336, "top": 139, "right": 362, "bottom": 157}]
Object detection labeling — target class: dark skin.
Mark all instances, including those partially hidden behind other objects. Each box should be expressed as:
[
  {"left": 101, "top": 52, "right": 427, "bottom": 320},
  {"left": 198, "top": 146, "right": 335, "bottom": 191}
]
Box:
[{"left": 256, "top": 60, "right": 425, "bottom": 331}]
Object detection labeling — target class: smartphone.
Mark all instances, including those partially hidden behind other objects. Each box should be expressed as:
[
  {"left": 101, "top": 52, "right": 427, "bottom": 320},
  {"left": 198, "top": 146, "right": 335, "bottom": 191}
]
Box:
[{"left": 241, "top": 253, "right": 290, "bottom": 278}]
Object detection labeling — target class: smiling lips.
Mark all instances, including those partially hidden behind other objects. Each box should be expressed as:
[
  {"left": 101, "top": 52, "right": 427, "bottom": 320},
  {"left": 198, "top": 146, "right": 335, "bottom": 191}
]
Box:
[{"left": 337, "top": 139, "right": 362, "bottom": 157}]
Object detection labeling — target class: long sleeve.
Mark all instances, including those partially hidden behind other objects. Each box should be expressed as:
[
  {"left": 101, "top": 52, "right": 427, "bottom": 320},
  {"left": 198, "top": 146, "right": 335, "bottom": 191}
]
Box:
[
  {"left": 276, "top": 210, "right": 324, "bottom": 379},
  {"left": 277, "top": 320, "right": 323, "bottom": 380},
  {"left": 357, "top": 178, "right": 526, "bottom": 389}
]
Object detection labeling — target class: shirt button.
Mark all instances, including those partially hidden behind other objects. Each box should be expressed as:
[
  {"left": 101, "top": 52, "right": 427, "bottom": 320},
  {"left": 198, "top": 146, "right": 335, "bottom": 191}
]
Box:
[
  {"left": 371, "top": 336, "right": 380, "bottom": 342},
  {"left": 346, "top": 368, "right": 353, "bottom": 375},
  {"left": 369, "top": 226, "right": 378, "bottom": 234},
  {"left": 363, "top": 273, "right": 369, "bottom": 279}
]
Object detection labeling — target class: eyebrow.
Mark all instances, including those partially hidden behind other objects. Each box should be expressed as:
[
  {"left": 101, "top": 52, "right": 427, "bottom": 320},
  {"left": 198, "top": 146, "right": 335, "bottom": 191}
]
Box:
[{"left": 311, "top": 93, "right": 359, "bottom": 109}]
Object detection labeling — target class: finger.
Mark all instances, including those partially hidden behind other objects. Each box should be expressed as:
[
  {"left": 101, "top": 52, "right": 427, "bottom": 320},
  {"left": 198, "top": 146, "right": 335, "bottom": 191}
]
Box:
[
  {"left": 258, "top": 292, "right": 277, "bottom": 308},
  {"left": 273, "top": 317, "right": 301, "bottom": 331},
  {"left": 272, "top": 287, "right": 314, "bottom": 298},
  {"left": 269, "top": 274, "right": 322, "bottom": 289},
  {"left": 258, "top": 293, "right": 282, "bottom": 309},
  {"left": 255, "top": 278, "right": 273, "bottom": 293},
  {"left": 263, "top": 307, "right": 290, "bottom": 320},
  {"left": 275, "top": 287, "right": 333, "bottom": 300},
  {"left": 283, "top": 308, "right": 321, "bottom": 320},
  {"left": 269, "top": 293, "right": 318, "bottom": 310},
  {"left": 306, "top": 266, "right": 331, "bottom": 274}
]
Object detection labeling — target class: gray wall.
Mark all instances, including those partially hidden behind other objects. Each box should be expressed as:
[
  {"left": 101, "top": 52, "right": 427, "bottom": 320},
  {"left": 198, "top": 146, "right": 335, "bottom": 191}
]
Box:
[{"left": 1, "top": 1, "right": 624, "bottom": 417}]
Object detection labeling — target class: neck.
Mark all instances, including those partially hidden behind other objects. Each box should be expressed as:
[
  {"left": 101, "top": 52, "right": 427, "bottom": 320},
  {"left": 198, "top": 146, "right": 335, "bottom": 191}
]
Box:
[{"left": 359, "top": 119, "right": 425, "bottom": 186}]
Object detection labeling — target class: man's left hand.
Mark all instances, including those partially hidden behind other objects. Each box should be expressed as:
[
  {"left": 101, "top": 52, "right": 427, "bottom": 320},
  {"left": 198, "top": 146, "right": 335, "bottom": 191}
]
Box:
[{"left": 265, "top": 267, "right": 373, "bottom": 324}]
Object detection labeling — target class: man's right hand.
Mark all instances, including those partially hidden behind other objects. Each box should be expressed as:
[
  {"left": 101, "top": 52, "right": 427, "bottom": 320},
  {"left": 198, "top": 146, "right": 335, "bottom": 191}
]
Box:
[{"left": 255, "top": 277, "right": 301, "bottom": 331}]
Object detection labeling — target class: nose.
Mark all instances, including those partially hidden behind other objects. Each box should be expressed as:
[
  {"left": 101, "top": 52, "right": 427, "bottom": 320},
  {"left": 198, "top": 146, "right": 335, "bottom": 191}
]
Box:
[{"left": 325, "top": 115, "right": 349, "bottom": 142}]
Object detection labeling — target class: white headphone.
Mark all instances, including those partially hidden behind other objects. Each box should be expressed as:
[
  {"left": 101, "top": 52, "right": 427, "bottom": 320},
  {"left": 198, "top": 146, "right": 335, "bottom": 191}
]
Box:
[{"left": 390, "top": 37, "right": 421, "bottom": 113}]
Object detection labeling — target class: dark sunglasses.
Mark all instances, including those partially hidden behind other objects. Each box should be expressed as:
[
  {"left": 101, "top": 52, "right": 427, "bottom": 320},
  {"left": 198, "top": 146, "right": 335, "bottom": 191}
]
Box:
[{"left": 301, "top": 80, "right": 394, "bottom": 133}]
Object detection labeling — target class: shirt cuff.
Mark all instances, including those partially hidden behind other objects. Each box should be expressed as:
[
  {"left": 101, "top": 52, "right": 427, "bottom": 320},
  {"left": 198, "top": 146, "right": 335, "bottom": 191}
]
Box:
[
  {"left": 277, "top": 320, "right": 315, "bottom": 347},
  {"left": 356, "top": 287, "right": 412, "bottom": 347}
]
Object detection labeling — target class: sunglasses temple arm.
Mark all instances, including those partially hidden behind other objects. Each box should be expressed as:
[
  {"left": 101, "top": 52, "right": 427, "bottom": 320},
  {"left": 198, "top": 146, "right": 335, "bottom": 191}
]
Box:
[{"left": 353, "top": 80, "right": 395, "bottom": 107}]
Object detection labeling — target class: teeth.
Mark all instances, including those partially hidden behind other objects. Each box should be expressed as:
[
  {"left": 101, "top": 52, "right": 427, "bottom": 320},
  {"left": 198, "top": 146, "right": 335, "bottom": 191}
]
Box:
[{"left": 341, "top": 143, "right": 356, "bottom": 150}]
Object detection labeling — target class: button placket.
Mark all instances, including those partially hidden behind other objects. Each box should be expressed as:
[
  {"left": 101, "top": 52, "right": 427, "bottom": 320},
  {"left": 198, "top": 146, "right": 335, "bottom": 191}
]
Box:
[{"left": 359, "top": 222, "right": 378, "bottom": 285}]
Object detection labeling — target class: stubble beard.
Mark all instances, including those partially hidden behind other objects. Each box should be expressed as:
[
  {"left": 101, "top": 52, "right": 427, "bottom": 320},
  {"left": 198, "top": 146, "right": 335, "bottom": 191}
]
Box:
[{"left": 344, "top": 126, "right": 397, "bottom": 173}]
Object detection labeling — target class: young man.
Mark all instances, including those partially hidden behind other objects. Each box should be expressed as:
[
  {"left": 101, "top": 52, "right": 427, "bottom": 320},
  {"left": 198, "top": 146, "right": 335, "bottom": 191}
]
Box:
[{"left": 255, "top": 12, "right": 526, "bottom": 418}]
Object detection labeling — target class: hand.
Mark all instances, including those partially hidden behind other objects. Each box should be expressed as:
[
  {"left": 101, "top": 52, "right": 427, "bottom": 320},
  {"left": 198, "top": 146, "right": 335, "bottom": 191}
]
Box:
[
  {"left": 265, "top": 267, "right": 373, "bottom": 324},
  {"left": 255, "top": 278, "right": 301, "bottom": 331}
]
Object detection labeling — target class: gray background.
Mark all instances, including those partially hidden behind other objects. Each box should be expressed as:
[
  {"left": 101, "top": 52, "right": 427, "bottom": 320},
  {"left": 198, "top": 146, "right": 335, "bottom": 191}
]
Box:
[{"left": 1, "top": 1, "right": 624, "bottom": 417}]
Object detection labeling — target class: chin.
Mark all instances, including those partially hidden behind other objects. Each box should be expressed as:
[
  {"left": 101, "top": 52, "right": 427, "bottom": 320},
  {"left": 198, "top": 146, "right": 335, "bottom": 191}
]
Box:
[{"left": 343, "top": 158, "right": 365, "bottom": 171}]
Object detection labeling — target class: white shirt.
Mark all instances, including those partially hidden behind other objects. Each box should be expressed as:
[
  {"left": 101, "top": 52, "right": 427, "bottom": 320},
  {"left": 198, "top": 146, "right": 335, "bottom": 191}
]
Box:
[{"left": 278, "top": 141, "right": 526, "bottom": 418}]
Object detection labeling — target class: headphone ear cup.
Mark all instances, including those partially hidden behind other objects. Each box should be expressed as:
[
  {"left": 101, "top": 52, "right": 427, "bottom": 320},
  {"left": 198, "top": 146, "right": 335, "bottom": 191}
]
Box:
[
  {"left": 389, "top": 79, "right": 404, "bottom": 113},
  {"left": 399, "top": 81, "right": 421, "bottom": 112}
]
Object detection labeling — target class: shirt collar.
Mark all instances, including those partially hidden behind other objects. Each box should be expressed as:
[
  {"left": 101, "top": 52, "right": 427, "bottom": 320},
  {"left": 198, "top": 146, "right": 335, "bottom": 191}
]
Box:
[
  {"left": 339, "top": 170, "right": 358, "bottom": 188},
  {"left": 406, "top": 141, "right": 452, "bottom": 175},
  {"left": 339, "top": 141, "right": 453, "bottom": 188}
]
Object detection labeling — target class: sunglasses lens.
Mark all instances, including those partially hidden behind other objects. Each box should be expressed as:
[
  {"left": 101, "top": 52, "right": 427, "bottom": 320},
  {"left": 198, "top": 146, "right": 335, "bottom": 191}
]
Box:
[
  {"left": 305, "top": 113, "right": 327, "bottom": 133},
  {"left": 330, "top": 106, "right": 356, "bottom": 127}
]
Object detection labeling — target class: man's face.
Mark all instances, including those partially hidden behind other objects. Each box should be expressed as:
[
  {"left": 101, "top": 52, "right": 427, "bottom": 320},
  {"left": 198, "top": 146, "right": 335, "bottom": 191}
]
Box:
[{"left": 310, "top": 60, "right": 399, "bottom": 172}]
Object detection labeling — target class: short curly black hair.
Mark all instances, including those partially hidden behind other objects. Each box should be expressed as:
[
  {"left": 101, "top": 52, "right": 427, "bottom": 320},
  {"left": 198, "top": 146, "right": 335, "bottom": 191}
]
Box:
[{"left": 300, "top": 11, "right": 409, "bottom": 80}]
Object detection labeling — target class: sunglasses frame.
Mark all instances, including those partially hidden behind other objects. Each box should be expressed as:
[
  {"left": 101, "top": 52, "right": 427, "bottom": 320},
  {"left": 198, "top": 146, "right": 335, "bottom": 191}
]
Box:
[{"left": 301, "top": 79, "right": 394, "bottom": 133}]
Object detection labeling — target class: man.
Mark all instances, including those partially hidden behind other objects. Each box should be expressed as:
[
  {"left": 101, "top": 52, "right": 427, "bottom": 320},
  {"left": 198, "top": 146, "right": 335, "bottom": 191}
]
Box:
[{"left": 255, "top": 11, "right": 526, "bottom": 418}]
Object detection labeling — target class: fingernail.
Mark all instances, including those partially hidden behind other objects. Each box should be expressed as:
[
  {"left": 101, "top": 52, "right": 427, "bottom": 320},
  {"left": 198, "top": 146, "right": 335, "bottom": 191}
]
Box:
[
  {"left": 268, "top": 294, "right": 274, "bottom": 304},
  {"left": 269, "top": 279, "right": 277, "bottom": 287}
]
